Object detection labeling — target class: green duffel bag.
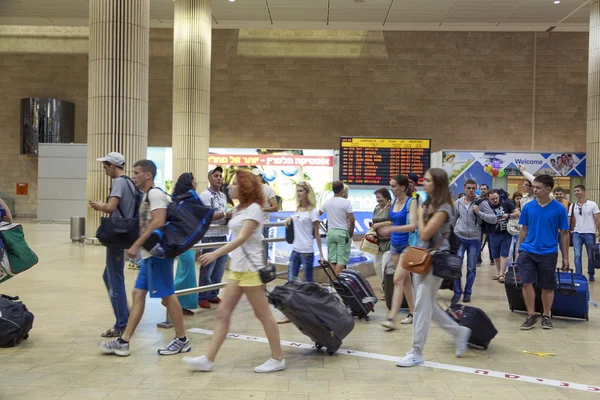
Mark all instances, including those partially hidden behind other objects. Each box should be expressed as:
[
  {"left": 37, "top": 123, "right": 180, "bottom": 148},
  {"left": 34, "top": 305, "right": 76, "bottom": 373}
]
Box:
[{"left": 0, "top": 223, "right": 38, "bottom": 283}]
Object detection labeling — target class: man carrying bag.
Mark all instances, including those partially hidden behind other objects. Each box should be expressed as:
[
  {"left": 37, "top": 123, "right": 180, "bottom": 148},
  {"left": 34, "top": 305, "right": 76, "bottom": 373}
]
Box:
[{"left": 90, "top": 152, "right": 139, "bottom": 338}]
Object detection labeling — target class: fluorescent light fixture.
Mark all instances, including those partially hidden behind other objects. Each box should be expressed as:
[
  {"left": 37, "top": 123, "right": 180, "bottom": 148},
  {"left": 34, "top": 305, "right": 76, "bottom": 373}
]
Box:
[
  {"left": 554, "top": 0, "right": 560, "bottom": 3},
  {"left": 229, "top": 0, "right": 235, "bottom": 2}
]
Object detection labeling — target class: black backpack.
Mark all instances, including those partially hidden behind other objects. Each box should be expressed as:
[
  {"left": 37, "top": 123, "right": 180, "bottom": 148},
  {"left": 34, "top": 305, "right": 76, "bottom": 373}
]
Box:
[
  {"left": 474, "top": 198, "right": 495, "bottom": 234},
  {"left": 142, "top": 189, "right": 215, "bottom": 259},
  {"left": 0, "top": 294, "right": 34, "bottom": 347}
]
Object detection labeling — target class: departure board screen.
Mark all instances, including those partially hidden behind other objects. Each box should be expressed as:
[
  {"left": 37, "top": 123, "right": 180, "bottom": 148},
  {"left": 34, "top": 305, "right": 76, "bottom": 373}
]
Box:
[{"left": 339, "top": 137, "right": 431, "bottom": 185}]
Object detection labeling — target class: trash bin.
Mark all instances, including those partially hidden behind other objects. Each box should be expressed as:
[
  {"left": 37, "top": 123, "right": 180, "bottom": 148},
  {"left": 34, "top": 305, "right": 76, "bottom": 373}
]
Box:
[{"left": 70, "top": 216, "right": 85, "bottom": 242}]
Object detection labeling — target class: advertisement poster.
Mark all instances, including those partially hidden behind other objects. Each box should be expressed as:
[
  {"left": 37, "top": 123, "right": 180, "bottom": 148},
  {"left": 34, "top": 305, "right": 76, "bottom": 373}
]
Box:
[{"left": 441, "top": 151, "right": 586, "bottom": 196}]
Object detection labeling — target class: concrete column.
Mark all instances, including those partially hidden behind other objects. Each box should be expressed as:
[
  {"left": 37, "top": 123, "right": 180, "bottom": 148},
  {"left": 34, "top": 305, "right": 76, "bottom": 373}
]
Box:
[
  {"left": 589, "top": 0, "right": 600, "bottom": 204},
  {"left": 86, "top": 0, "right": 150, "bottom": 237},
  {"left": 172, "top": 0, "right": 212, "bottom": 189}
]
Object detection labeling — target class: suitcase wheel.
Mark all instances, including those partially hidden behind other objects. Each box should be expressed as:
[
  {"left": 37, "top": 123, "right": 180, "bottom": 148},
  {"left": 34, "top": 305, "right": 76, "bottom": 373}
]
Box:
[
  {"left": 365, "top": 316, "right": 370, "bottom": 322},
  {"left": 327, "top": 348, "right": 336, "bottom": 356},
  {"left": 586, "top": 313, "right": 589, "bottom": 321},
  {"left": 23, "top": 334, "right": 29, "bottom": 340},
  {"left": 315, "top": 343, "right": 323, "bottom": 350}
]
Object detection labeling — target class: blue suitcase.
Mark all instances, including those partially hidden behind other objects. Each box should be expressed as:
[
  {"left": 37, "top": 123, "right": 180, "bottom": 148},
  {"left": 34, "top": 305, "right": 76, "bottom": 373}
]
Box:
[{"left": 551, "top": 269, "right": 589, "bottom": 321}]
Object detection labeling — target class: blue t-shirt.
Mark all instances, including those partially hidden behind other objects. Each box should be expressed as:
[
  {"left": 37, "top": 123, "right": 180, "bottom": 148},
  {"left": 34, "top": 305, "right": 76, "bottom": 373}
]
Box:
[
  {"left": 519, "top": 199, "right": 569, "bottom": 255},
  {"left": 389, "top": 197, "right": 409, "bottom": 246}
]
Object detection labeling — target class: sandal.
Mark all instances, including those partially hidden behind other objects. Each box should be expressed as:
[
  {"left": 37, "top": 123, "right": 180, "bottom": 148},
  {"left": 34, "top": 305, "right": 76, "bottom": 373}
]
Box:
[
  {"left": 182, "top": 309, "right": 194, "bottom": 316},
  {"left": 498, "top": 275, "right": 505, "bottom": 283},
  {"left": 277, "top": 317, "right": 291, "bottom": 324},
  {"left": 492, "top": 275, "right": 499, "bottom": 280}
]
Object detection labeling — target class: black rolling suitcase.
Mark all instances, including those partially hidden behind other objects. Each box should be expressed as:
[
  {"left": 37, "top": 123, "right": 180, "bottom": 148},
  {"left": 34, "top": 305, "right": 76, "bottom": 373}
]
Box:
[
  {"left": 384, "top": 260, "right": 409, "bottom": 310},
  {"left": 504, "top": 265, "right": 543, "bottom": 314},
  {"left": 322, "top": 262, "right": 377, "bottom": 321},
  {"left": 592, "top": 244, "right": 600, "bottom": 270},
  {"left": 268, "top": 280, "right": 354, "bottom": 355},
  {"left": 446, "top": 303, "right": 497, "bottom": 350},
  {"left": 0, "top": 294, "right": 34, "bottom": 347}
]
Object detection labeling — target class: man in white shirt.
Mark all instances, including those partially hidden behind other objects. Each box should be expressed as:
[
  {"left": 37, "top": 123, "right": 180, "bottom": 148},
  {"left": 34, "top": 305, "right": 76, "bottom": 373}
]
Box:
[
  {"left": 568, "top": 184, "right": 600, "bottom": 281},
  {"left": 198, "top": 166, "right": 232, "bottom": 309},
  {"left": 98, "top": 159, "right": 190, "bottom": 357},
  {"left": 253, "top": 170, "right": 279, "bottom": 261},
  {"left": 320, "top": 181, "right": 355, "bottom": 274}
]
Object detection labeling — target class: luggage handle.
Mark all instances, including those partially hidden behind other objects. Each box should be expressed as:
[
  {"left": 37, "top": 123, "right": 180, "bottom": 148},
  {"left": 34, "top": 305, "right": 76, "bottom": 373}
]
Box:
[
  {"left": 556, "top": 268, "right": 576, "bottom": 295},
  {"left": 0, "top": 294, "right": 19, "bottom": 301},
  {"left": 320, "top": 261, "right": 344, "bottom": 286},
  {"left": 511, "top": 264, "right": 519, "bottom": 289}
]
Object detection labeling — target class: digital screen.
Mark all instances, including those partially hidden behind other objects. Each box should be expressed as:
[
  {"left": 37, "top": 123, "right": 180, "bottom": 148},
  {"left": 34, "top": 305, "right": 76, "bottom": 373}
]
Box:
[{"left": 339, "top": 137, "right": 431, "bottom": 185}]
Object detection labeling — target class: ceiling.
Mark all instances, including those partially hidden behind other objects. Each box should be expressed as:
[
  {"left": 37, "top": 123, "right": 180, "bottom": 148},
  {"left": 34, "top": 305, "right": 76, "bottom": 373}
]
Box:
[{"left": 0, "top": 0, "right": 591, "bottom": 31}]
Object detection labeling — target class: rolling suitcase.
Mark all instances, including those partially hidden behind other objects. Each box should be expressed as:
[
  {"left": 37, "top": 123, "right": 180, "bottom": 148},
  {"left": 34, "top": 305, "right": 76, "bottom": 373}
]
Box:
[
  {"left": 504, "top": 265, "right": 543, "bottom": 314},
  {"left": 384, "top": 260, "right": 409, "bottom": 310},
  {"left": 592, "top": 244, "right": 600, "bottom": 270},
  {"left": 446, "top": 303, "right": 497, "bottom": 350},
  {"left": 0, "top": 294, "right": 34, "bottom": 347},
  {"left": 322, "top": 262, "right": 377, "bottom": 321},
  {"left": 551, "top": 269, "right": 589, "bottom": 321},
  {"left": 268, "top": 280, "right": 354, "bottom": 355}
]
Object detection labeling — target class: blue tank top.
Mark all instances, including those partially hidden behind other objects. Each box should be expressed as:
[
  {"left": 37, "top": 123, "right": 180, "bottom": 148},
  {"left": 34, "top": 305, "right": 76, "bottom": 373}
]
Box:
[{"left": 389, "top": 197, "right": 409, "bottom": 246}]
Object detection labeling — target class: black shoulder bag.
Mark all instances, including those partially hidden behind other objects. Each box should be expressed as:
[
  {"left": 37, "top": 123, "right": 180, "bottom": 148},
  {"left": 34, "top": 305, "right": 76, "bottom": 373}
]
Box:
[
  {"left": 96, "top": 176, "right": 141, "bottom": 249},
  {"left": 241, "top": 245, "right": 277, "bottom": 284}
]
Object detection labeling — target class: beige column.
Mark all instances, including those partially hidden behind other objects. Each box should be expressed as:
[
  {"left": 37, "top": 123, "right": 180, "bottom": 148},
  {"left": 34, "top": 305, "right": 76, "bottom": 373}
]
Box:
[
  {"left": 86, "top": 0, "right": 150, "bottom": 237},
  {"left": 172, "top": 0, "right": 212, "bottom": 189},
  {"left": 590, "top": 1, "right": 600, "bottom": 205}
]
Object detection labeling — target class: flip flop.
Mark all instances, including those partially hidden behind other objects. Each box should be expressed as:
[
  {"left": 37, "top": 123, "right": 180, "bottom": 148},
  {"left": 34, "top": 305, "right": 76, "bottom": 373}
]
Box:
[
  {"left": 492, "top": 275, "right": 499, "bottom": 280},
  {"left": 277, "top": 317, "right": 291, "bottom": 324}
]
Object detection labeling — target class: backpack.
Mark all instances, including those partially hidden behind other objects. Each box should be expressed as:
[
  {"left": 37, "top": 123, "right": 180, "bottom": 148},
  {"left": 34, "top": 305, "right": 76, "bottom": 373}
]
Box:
[
  {"left": 474, "top": 198, "right": 495, "bottom": 234},
  {"left": 142, "top": 189, "right": 215, "bottom": 259},
  {"left": 0, "top": 294, "right": 34, "bottom": 347}
]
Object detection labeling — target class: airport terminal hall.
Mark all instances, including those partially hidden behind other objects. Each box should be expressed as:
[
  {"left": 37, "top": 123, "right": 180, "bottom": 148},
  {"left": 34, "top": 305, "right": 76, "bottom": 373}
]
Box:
[{"left": 5, "top": 0, "right": 600, "bottom": 399}]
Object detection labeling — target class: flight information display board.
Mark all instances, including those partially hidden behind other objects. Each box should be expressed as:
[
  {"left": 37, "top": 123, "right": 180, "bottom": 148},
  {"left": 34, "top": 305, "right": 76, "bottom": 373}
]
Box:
[{"left": 339, "top": 137, "right": 431, "bottom": 185}]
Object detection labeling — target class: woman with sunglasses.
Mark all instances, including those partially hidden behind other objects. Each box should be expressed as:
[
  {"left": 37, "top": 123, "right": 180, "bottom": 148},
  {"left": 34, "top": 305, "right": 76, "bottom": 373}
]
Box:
[
  {"left": 172, "top": 173, "right": 199, "bottom": 315},
  {"left": 184, "top": 170, "right": 285, "bottom": 373},
  {"left": 396, "top": 168, "right": 471, "bottom": 367},
  {"left": 378, "top": 175, "right": 417, "bottom": 330},
  {"left": 278, "top": 181, "right": 325, "bottom": 324}
]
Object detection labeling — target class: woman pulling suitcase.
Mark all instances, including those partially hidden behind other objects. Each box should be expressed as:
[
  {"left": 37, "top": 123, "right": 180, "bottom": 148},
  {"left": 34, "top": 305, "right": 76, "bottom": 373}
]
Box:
[
  {"left": 377, "top": 175, "right": 417, "bottom": 330},
  {"left": 183, "top": 170, "right": 285, "bottom": 373},
  {"left": 396, "top": 168, "right": 471, "bottom": 367}
]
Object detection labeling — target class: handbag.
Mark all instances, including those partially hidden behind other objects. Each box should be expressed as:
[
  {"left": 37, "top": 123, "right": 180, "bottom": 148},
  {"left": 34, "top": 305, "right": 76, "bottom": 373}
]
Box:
[
  {"left": 359, "top": 229, "right": 379, "bottom": 255},
  {"left": 241, "top": 245, "right": 277, "bottom": 284},
  {"left": 432, "top": 251, "right": 463, "bottom": 280},
  {"left": 507, "top": 218, "right": 521, "bottom": 236},
  {"left": 285, "top": 220, "right": 294, "bottom": 244},
  {"left": 402, "top": 232, "right": 448, "bottom": 275},
  {"left": 96, "top": 176, "right": 141, "bottom": 249}
]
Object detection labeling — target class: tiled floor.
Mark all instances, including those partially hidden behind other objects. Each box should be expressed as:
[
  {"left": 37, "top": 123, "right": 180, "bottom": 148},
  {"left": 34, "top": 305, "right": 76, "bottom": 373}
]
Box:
[{"left": 1, "top": 222, "right": 600, "bottom": 399}]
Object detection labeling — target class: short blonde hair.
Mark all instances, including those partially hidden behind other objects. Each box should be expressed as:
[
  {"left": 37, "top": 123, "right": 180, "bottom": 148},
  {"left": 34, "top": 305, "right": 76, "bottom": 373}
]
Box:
[{"left": 296, "top": 181, "right": 317, "bottom": 211}]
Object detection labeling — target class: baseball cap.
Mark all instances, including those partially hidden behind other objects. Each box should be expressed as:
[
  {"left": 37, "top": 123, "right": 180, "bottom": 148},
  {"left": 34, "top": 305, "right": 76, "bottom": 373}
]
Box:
[
  {"left": 208, "top": 166, "right": 223, "bottom": 176},
  {"left": 97, "top": 152, "right": 125, "bottom": 168},
  {"left": 408, "top": 173, "right": 420, "bottom": 184}
]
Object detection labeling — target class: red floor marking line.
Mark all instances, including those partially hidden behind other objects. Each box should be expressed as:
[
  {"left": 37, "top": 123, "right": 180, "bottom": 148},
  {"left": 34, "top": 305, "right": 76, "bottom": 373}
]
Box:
[{"left": 187, "top": 328, "right": 600, "bottom": 393}]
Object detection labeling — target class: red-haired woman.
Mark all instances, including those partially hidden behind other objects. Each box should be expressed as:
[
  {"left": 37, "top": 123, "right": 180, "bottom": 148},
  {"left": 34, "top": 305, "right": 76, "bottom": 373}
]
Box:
[{"left": 184, "top": 170, "right": 285, "bottom": 373}]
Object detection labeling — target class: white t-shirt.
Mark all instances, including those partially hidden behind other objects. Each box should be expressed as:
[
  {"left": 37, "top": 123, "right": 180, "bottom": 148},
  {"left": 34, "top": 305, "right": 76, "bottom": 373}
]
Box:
[
  {"left": 262, "top": 184, "right": 276, "bottom": 224},
  {"left": 292, "top": 208, "right": 320, "bottom": 253},
  {"left": 320, "top": 197, "right": 353, "bottom": 231},
  {"left": 139, "top": 188, "right": 170, "bottom": 259},
  {"left": 569, "top": 200, "right": 600, "bottom": 234},
  {"left": 200, "top": 188, "right": 229, "bottom": 238},
  {"left": 228, "top": 203, "right": 264, "bottom": 272}
]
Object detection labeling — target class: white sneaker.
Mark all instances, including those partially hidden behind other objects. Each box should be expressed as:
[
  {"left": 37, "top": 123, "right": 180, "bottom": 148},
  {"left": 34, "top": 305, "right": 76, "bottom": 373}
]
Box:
[
  {"left": 183, "top": 355, "right": 214, "bottom": 372},
  {"left": 254, "top": 358, "right": 285, "bottom": 373},
  {"left": 400, "top": 314, "right": 413, "bottom": 325},
  {"left": 455, "top": 326, "right": 471, "bottom": 358},
  {"left": 381, "top": 319, "right": 397, "bottom": 330},
  {"left": 396, "top": 350, "right": 425, "bottom": 368}
]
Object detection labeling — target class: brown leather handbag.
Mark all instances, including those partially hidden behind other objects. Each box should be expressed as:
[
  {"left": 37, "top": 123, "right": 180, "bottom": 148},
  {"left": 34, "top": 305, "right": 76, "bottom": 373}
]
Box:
[{"left": 401, "top": 232, "right": 448, "bottom": 275}]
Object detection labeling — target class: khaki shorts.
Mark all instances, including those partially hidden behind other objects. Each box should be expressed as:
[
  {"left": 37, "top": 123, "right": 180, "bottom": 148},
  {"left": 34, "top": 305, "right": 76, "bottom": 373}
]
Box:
[
  {"left": 326, "top": 228, "right": 351, "bottom": 266},
  {"left": 228, "top": 270, "right": 263, "bottom": 287}
]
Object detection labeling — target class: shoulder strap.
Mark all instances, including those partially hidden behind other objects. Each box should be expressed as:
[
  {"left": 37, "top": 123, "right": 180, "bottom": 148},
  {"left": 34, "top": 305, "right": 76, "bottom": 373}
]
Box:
[{"left": 570, "top": 203, "right": 576, "bottom": 229}]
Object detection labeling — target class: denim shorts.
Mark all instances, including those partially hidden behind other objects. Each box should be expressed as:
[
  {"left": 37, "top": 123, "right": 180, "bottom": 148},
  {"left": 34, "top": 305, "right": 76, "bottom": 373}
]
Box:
[
  {"left": 391, "top": 243, "right": 407, "bottom": 255},
  {"left": 518, "top": 251, "right": 557, "bottom": 290},
  {"left": 490, "top": 231, "right": 512, "bottom": 259}
]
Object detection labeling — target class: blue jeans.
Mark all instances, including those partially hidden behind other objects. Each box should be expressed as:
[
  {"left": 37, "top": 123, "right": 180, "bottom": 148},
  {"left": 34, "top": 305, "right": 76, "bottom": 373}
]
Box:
[
  {"left": 288, "top": 251, "right": 315, "bottom": 282},
  {"left": 198, "top": 236, "right": 228, "bottom": 301},
  {"left": 573, "top": 232, "right": 596, "bottom": 277},
  {"left": 454, "top": 238, "right": 480, "bottom": 296},
  {"left": 103, "top": 247, "right": 129, "bottom": 331}
]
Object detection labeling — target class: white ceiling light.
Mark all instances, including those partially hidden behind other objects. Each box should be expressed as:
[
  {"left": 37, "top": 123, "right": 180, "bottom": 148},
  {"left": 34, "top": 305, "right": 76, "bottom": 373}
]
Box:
[
  {"left": 229, "top": 0, "right": 235, "bottom": 2},
  {"left": 554, "top": 0, "right": 560, "bottom": 3}
]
